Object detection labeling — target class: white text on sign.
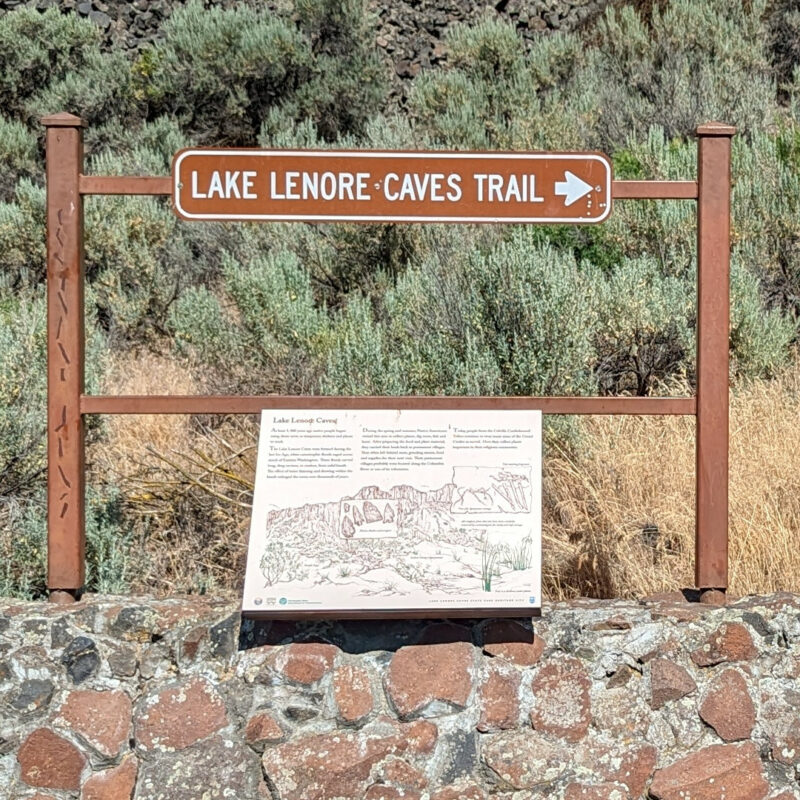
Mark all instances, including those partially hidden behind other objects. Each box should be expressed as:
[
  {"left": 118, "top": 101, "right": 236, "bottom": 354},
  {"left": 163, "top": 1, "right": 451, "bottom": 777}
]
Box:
[{"left": 190, "top": 170, "right": 556, "bottom": 205}]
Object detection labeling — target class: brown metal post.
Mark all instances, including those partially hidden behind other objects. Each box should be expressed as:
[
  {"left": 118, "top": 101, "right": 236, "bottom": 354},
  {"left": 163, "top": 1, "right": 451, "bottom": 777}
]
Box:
[
  {"left": 695, "top": 122, "right": 735, "bottom": 604},
  {"left": 42, "top": 113, "right": 87, "bottom": 603}
]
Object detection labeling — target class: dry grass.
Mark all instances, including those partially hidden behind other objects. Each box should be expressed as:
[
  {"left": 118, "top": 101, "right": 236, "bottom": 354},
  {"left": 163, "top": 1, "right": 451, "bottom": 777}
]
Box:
[
  {"left": 543, "top": 356, "right": 800, "bottom": 599},
  {"left": 93, "top": 352, "right": 800, "bottom": 600},
  {"left": 89, "top": 351, "right": 256, "bottom": 596},
  {"left": 93, "top": 351, "right": 197, "bottom": 477}
]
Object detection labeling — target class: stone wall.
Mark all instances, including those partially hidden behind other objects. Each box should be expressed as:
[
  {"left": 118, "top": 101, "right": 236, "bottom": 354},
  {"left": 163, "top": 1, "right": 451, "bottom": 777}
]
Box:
[{"left": 2, "top": 592, "right": 800, "bottom": 799}]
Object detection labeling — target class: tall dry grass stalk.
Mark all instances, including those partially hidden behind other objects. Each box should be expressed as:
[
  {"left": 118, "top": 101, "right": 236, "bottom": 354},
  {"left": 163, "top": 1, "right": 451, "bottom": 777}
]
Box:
[
  {"left": 89, "top": 352, "right": 256, "bottom": 595},
  {"left": 543, "top": 356, "right": 800, "bottom": 599},
  {"left": 93, "top": 351, "right": 196, "bottom": 479}
]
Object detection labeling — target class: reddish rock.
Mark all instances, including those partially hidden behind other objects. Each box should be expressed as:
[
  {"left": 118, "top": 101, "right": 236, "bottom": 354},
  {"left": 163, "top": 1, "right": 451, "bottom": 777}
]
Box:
[
  {"left": 606, "top": 664, "right": 636, "bottom": 689},
  {"left": 262, "top": 727, "right": 413, "bottom": 799},
  {"left": 281, "top": 642, "right": 338, "bottom": 685},
  {"left": 564, "top": 783, "right": 631, "bottom": 800},
  {"left": 135, "top": 677, "right": 228, "bottom": 752},
  {"left": 477, "top": 662, "right": 520, "bottom": 732},
  {"left": 691, "top": 623, "right": 757, "bottom": 667},
  {"left": 56, "top": 689, "right": 132, "bottom": 758},
  {"left": 572, "top": 740, "right": 656, "bottom": 798},
  {"left": 649, "top": 742, "right": 769, "bottom": 800},
  {"left": 17, "top": 728, "right": 87, "bottom": 791},
  {"left": 650, "top": 637, "right": 683, "bottom": 660},
  {"left": 609, "top": 745, "right": 657, "bottom": 798},
  {"left": 333, "top": 664, "right": 374, "bottom": 723},
  {"left": 699, "top": 669, "right": 755, "bottom": 741},
  {"left": 649, "top": 657, "right": 696, "bottom": 709},
  {"left": 81, "top": 755, "right": 137, "bottom": 800},
  {"left": 530, "top": 657, "right": 591, "bottom": 742},
  {"left": 482, "top": 620, "right": 544, "bottom": 666},
  {"left": 386, "top": 642, "right": 474, "bottom": 717},
  {"left": 430, "top": 783, "right": 488, "bottom": 800},
  {"left": 403, "top": 719, "right": 438, "bottom": 754},
  {"left": 771, "top": 718, "right": 800, "bottom": 765},
  {"left": 180, "top": 625, "right": 207, "bottom": 661},
  {"left": 244, "top": 712, "right": 284, "bottom": 749},
  {"left": 365, "top": 787, "right": 422, "bottom": 800},
  {"left": 372, "top": 756, "right": 428, "bottom": 789}
]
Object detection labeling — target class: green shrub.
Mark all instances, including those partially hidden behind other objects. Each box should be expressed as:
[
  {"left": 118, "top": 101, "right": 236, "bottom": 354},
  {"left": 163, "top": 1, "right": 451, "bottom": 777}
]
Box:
[
  {"left": 0, "top": 7, "right": 101, "bottom": 120},
  {"left": 270, "top": 0, "right": 387, "bottom": 142},
  {"left": 170, "top": 249, "right": 330, "bottom": 393},
  {"left": 0, "top": 487, "right": 133, "bottom": 599},
  {"left": 84, "top": 486, "right": 134, "bottom": 595},
  {"left": 410, "top": 20, "right": 588, "bottom": 150},
  {"left": 0, "top": 289, "right": 106, "bottom": 500},
  {"left": 169, "top": 285, "right": 240, "bottom": 369},
  {"left": 584, "top": 0, "right": 775, "bottom": 149},
  {"left": 91, "top": 116, "right": 188, "bottom": 173},
  {"left": 134, "top": 2, "right": 309, "bottom": 145},
  {"left": 0, "top": 117, "right": 38, "bottom": 201},
  {"left": 321, "top": 231, "right": 599, "bottom": 397},
  {"left": 730, "top": 253, "right": 797, "bottom": 380},
  {"left": 593, "top": 255, "right": 693, "bottom": 395},
  {"left": 412, "top": 1, "right": 774, "bottom": 153},
  {"left": 83, "top": 147, "right": 247, "bottom": 347},
  {"left": 0, "top": 293, "right": 49, "bottom": 501},
  {"left": 733, "top": 127, "right": 800, "bottom": 325},
  {"left": 31, "top": 48, "right": 137, "bottom": 132},
  {"left": 136, "top": 0, "right": 386, "bottom": 146},
  {"left": 321, "top": 293, "right": 401, "bottom": 395},
  {"left": 0, "top": 179, "right": 46, "bottom": 291}
]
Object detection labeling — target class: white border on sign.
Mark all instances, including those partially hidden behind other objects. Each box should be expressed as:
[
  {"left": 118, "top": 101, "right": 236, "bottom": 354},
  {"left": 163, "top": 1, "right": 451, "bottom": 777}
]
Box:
[
  {"left": 242, "top": 408, "right": 542, "bottom": 615},
  {"left": 173, "top": 150, "right": 613, "bottom": 224}
]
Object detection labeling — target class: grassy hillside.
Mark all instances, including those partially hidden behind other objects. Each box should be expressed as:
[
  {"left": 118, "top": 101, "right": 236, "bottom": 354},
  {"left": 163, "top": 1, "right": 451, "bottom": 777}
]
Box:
[{"left": 1, "top": 0, "right": 798, "bottom": 598}]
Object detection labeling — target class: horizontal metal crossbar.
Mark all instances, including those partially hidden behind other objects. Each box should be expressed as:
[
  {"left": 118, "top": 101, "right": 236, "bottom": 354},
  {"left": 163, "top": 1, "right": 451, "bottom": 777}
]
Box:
[
  {"left": 80, "top": 394, "right": 697, "bottom": 415},
  {"left": 78, "top": 175, "right": 699, "bottom": 201},
  {"left": 79, "top": 176, "right": 171, "bottom": 195},
  {"left": 612, "top": 180, "right": 698, "bottom": 199}
]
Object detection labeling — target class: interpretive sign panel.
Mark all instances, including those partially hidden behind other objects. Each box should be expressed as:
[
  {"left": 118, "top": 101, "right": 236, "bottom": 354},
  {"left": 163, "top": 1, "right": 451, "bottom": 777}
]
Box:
[
  {"left": 173, "top": 150, "right": 612, "bottom": 224},
  {"left": 242, "top": 409, "right": 542, "bottom": 617}
]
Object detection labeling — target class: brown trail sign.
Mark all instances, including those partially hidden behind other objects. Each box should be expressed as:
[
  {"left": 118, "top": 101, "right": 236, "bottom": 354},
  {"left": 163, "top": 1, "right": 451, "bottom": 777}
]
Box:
[
  {"left": 173, "top": 150, "right": 612, "bottom": 224},
  {"left": 42, "top": 111, "right": 734, "bottom": 611}
]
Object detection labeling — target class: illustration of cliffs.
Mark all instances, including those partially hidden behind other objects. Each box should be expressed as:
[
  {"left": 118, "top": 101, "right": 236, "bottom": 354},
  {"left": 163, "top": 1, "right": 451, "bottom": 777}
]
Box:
[{"left": 260, "top": 479, "right": 537, "bottom": 598}]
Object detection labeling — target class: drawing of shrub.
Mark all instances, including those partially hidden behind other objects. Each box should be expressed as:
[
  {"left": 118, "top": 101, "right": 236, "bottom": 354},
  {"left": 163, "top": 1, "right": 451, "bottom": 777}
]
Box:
[
  {"left": 481, "top": 536, "right": 503, "bottom": 592},
  {"left": 395, "top": 560, "right": 423, "bottom": 585},
  {"left": 506, "top": 535, "right": 535, "bottom": 570},
  {"left": 260, "top": 538, "right": 297, "bottom": 586}
]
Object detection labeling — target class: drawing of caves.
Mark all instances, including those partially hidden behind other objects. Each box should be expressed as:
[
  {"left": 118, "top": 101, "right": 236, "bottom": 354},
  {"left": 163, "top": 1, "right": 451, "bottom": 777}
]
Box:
[
  {"left": 339, "top": 498, "right": 399, "bottom": 539},
  {"left": 259, "top": 478, "right": 538, "bottom": 599}
]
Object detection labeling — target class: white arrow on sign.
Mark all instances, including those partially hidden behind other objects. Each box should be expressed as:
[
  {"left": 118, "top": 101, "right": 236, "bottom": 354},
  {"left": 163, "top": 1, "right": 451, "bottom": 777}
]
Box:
[{"left": 554, "top": 171, "right": 593, "bottom": 206}]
